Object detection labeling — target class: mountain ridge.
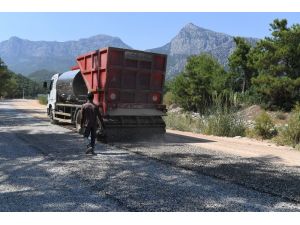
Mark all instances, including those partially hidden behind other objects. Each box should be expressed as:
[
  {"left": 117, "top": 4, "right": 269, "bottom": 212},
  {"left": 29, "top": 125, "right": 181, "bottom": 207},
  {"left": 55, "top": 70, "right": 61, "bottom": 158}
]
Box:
[
  {"left": 0, "top": 23, "right": 258, "bottom": 79},
  {"left": 0, "top": 34, "right": 132, "bottom": 75},
  {"left": 147, "top": 23, "right": 258, "bottom": 78}
]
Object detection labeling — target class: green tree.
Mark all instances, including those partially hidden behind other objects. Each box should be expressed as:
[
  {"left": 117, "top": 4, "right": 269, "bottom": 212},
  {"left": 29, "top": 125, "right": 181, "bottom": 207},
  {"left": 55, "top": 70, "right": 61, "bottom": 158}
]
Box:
[
  {"left": 0, "top": 58, "right": 17, "bottom": 97},
  {"left": 251, "top": 74, "right": 300, "bottom": 110},
  {"left": 11, "top": 73, "right": 46, "bottom": 98},
  {"left": 250, "top": 19, "right": 300, "bottom": 78},
  {"left": 246, "top": 19, "right": 300, "bottom": 110},
  {"left": 170, "top": 73, "right": 191, "bottom": 110},
  {"left": 228, "top": 37, "right": 255, "bottom": 93},
  {"left": 171, "top": 54, "right": 228, "bottom": 112},
  {"left": 0, "top": 57, "right": 45, "bottom": 98}
]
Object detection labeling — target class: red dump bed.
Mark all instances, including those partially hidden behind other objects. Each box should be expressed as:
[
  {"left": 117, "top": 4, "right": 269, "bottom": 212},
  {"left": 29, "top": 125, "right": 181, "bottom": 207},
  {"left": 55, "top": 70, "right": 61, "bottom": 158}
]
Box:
[{"left": 76, "top": 47, "right": 167, "bottom": 115}]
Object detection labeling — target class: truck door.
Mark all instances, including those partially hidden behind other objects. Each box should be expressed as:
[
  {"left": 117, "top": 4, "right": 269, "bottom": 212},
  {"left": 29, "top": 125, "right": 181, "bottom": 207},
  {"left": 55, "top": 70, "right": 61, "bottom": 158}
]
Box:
[{"left": 48, "top": 74, "right": 59, "bottom": 108}]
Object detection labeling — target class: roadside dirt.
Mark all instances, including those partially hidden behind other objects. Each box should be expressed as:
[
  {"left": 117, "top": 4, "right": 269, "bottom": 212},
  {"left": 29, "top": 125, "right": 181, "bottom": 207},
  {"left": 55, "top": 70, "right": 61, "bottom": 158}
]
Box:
[
  {"left": 10, "top": 99, "right": 47, "bottom": 119},
  {"left": 15, "top": 99, "right": 299, "bottom": 167},
  {"left": 167, "top": 129, "right": 299, "bottom": 167}
]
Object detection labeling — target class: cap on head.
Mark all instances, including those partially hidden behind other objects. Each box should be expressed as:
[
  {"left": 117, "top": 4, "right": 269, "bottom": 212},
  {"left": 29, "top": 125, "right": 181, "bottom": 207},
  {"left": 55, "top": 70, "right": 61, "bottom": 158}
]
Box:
[{"left": 87, "top": 92, "right": 94, "bottom": 101}]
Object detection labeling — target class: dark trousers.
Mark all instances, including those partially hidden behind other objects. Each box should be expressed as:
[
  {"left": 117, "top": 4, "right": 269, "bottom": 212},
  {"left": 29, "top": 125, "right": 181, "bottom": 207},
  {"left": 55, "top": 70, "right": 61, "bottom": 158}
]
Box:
[{"left": 83, "top": 126, "right": 96, "bottom": 148}]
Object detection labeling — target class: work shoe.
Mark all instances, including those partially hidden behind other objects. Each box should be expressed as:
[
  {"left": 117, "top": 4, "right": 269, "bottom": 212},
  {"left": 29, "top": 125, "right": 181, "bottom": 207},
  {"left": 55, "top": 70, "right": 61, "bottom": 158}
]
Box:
[{"left": 85, "top": 147, "right": 93, "bottom": 154}]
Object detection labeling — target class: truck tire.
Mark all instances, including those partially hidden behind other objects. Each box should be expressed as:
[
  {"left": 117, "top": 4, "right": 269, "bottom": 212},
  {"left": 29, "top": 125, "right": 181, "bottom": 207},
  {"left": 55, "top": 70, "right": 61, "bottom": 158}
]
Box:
[
  {"left": 75, "top": 110, "right": 82, "bottom": 133},
  {"left": 50, "top": 109, "right": 59, "bottom": 124}
]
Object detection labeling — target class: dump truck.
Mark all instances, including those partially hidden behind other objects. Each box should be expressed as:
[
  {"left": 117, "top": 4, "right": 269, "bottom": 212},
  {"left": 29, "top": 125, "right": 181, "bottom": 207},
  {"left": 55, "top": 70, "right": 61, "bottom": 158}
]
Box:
[{"left": 45, "top": 47, "right": 167, "bottom": 142}]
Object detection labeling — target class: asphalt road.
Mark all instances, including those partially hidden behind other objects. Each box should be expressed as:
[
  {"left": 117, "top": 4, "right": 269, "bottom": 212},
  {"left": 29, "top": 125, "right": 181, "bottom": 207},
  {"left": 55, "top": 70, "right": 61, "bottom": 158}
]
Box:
[{"left": 1, "top": 99, "right": 300, "bottom": 211}]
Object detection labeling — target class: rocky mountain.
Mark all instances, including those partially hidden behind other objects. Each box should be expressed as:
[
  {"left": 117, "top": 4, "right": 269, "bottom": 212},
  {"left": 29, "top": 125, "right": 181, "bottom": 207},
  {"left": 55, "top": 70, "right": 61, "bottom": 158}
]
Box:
[
  {"left": 0, "top": 35, "right": 132, "bottom": 75},
  {"left": 148, "top": 23, "right": 258, "bottom": 79},
  {"left": 0, "top": 23, "right": 258, "bottom": 79}
]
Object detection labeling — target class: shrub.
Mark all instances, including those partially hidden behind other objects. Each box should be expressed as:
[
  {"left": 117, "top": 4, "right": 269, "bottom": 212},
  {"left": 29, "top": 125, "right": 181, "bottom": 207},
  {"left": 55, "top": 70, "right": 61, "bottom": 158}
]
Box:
[
  {"left": 275, "top": 111, "right": 286, "bottom": 120},
  {"left": 165, "top": 108, "right": 246, "bottom": 138},
  {"left": 165, "top": 113, "right": 190, "bottom": 132},
  {"left": 274, "top": 105, "right": 300, "bottom": 147},
  {"left": 164, "top": 112, "right": 203, "bottom": 132},
  {"left": 202, "top": 111, "right": 245, "bottom": 137},
  {"left": 163, "top": 91, "right": 175, "bottom": 107},
  {"left": 38, "top": 95, "right": 47, "bottom": 105},
  {"left": 249, "top": 111, "right": 276, "bottom": 139}
]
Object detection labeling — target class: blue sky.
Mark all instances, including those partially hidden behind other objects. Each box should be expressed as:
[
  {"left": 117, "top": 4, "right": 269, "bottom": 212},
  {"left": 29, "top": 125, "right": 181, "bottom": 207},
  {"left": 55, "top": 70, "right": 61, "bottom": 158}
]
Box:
[{"left": 1, "top": 12, "right": 300, "bottom": 50}]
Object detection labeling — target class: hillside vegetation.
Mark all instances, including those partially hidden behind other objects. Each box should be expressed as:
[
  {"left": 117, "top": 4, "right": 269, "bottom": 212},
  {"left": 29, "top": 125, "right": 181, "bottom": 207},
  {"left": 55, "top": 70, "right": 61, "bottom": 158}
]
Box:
[
  {"left": 27, "top": 69, "right": 57, "bottom": 83},
  {"left": 0, "top": 58, "right": 45, "bottom": 98},
  {"left": 164, "top": 19, "right": 300, "bottom": 149}
]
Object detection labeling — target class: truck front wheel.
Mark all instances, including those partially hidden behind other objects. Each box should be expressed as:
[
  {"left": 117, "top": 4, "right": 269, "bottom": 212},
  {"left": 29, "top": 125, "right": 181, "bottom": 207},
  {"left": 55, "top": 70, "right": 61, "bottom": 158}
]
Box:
[
  {"left": 49, "top": 108, "right": 58, "bottom": 124},
  {"left": 75, "top": 110, "right": 82, "bottom": 133}
]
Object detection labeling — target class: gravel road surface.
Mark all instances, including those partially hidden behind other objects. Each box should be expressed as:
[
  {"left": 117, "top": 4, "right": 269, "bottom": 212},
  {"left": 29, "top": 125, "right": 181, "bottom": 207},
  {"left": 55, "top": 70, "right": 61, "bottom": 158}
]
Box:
[{"left": 1, "top": 99, "right": 300, "bottom": 211}]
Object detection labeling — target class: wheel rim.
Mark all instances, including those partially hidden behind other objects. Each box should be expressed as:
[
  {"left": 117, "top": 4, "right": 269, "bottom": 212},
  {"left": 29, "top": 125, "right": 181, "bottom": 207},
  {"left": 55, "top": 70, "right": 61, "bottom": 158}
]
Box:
[
  {"left": 50, "top": 109, "right": 54, "bottom": 120},
  {"left": 76, "top": 111, "right": 82, "bottom": 132}
]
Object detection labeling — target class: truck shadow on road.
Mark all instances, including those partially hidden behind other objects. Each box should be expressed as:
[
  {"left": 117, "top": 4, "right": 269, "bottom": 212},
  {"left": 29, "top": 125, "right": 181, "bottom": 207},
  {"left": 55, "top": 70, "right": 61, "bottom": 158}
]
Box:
[
  {"left": 108, "top": 133, "right": 216, "bottom": 149},
  {"left": 164, "top": 133, "right": 216, "bottom": 144},
  {"left": 153, "top": 151, "right": 300, "bottom": 204}
]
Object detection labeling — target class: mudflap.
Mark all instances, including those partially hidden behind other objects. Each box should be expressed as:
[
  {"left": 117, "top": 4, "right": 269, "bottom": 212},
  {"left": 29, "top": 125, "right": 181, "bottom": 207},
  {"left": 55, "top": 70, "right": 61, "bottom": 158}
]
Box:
[
  {"left": 96, "top": 128, "right": 108, "bottom": 143},
  {"left": 97, "top": 116, "right": 166, "bottom": 143}
]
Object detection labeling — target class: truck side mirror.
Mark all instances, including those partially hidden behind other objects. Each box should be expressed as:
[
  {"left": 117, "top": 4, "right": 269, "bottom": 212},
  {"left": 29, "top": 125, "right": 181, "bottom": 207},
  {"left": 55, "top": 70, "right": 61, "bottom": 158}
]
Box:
[{"left": 43, "top": 81, "right": 47, "bottom": 89}]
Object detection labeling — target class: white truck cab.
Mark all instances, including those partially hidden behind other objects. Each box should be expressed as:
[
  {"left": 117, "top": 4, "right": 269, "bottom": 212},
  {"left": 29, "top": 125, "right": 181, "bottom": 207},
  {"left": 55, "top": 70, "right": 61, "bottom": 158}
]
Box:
[{"left": 46, "top": 73, "right": 59, "bottom": 123}]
